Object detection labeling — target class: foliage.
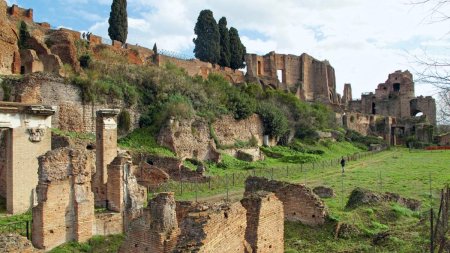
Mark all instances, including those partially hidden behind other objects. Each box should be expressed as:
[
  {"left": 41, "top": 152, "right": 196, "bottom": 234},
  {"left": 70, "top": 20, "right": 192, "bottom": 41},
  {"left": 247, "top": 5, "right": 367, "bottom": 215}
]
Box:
[
  {"left": 49, "top": 234, "right": 125, "bottom": 253},
  {"left": 218, "top": 17, "right": 231, "bottom": 68},
  {"left": 345, "top": 129, "right": 385, "bottom": 149},
  {"left": 117, "top": 110, "right": 131, "bottom": 135},
  {"left": 229, "top": 27, "right": 246, "bottom": 69},
  {"left": 193, "top": 10, "right": 220, "bottom": 64},
  {"left": 257, "top": 102, "right": 289, "bottom": 138},
  {"left": 79, "top": 54, "right": 92, "bottom": 69},
  {"left": 108, "top": 0, "right": 128, "bottom": 43},
  {"left": 18, "top": 21, "right": 30, "bottom": 50},
  {"left": 226, "top": 89, "right": 256, "bottom": 120}
]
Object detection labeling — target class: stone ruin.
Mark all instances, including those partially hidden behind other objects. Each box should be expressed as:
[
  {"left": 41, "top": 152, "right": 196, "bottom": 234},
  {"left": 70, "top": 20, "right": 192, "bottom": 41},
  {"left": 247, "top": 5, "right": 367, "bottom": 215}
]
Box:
[
  {"left": 245, "top": 51, "right": 341, "bottom": 105},
  {"left": 119, "top": 177, "right": 327, "bottom": 253},
  {"left": 342, "top": 70, "right": 437, "bottom": 145},
  {"left": 245, "top": 177, "right": 328, "bottom": 226},
  {"left": 29, "top": 109, "right": 146, "bottom": 250}
]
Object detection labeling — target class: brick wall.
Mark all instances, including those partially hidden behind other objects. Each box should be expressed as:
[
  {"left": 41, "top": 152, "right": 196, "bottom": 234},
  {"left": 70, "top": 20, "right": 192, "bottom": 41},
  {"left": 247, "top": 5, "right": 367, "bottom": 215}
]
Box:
[
  {"left": 241, "top": 191, "right": 284, "bottom": 253},
  {"left": 245, "top": 177, "right": 327, "bottom": 226},
  {"left": 212, "top": 114, "right": 265, "bottom": 146},
  {"left": 32, "top": 148, "right": 95, "bottom": 250},
  {"left": 94, "top": 212, "right": 123, "bottom": 236}
]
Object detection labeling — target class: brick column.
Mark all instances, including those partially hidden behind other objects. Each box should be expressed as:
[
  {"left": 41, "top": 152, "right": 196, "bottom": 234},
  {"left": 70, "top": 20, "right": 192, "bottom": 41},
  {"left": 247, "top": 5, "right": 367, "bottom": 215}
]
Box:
[
  {"left": 106, "top": 154, "right": 131, "bottom": 212},
  {"left": 94, "top": 109, "right": 119, "bottom": 206}
]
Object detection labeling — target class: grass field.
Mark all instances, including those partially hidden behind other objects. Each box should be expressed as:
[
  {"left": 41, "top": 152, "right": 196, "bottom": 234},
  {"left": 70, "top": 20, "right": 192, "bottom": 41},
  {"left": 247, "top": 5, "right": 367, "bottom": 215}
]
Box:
[{"left": 285, "top": 148, "right": 450, "bottom": 253}]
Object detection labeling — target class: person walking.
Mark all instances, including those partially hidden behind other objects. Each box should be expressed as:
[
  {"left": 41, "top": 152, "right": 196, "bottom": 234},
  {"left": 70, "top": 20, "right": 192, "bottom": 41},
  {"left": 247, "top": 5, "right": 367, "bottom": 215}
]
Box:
[{"left": 340, "top": 156, "right": 346, "bottom": 173}]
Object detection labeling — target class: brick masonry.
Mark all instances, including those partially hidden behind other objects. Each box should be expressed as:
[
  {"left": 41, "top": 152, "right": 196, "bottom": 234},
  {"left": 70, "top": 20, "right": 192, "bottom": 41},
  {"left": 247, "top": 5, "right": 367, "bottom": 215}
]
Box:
[{"left": 245, "top": 177, "right": 328, "bottom": 226}]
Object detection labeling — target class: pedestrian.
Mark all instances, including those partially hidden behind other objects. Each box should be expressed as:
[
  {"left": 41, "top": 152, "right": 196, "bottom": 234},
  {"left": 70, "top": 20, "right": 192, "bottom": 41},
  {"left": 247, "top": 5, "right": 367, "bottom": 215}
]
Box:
[{"left": 340, "top": 156, "right": 346, "bottom": 173}]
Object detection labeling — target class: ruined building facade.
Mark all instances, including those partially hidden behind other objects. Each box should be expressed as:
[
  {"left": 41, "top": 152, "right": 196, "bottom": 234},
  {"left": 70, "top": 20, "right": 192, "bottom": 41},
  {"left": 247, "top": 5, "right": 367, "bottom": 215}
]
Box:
[
  {"left": 348, "top": 70, "right": 436, "bottom": 125},
  {"left": 245, "top": 51, "right": 341, "bottom": 105}
]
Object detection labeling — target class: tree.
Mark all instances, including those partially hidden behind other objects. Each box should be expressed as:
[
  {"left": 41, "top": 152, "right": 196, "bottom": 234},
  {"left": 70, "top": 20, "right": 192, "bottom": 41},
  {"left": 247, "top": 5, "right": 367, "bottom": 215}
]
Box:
[
  {"left": 152, "top": 43, "right": 158, "bottom": 54},
  {"left": 193, "top": 10, "right": 220, "bottom": 64},
  {"left": 108, "top": 0, "right": 128, "bottom": 44},
  {"left": 412, "top": 0, "right": 450, "bottom": 124},
  {"left": 218, "top": 17, "right": 231, "bottom": 67},
  {"left": 229, "top": 27, "right": 246, "bottom": 69}
]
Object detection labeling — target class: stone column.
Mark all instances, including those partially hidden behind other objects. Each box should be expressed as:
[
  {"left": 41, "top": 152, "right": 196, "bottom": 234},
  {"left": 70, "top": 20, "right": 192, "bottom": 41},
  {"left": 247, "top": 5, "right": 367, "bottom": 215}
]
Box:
[{"left": 94, "top": 109, "right": 119, "bottom": 206}]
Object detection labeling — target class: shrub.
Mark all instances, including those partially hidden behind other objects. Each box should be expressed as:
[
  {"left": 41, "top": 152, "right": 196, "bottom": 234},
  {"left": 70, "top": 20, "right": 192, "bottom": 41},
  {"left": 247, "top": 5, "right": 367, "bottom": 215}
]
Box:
[
  {"left": 226, "top": 90, "right": 256, "bottom": 120},
  {"left": 118, "top": 110, "right": 131, "bottom": 135},
  {"left": 79, "top": 54, "right": 92, "bottom": 68},
  {"left": 257, "top": 102, "right": 289, "bottom": 138}
]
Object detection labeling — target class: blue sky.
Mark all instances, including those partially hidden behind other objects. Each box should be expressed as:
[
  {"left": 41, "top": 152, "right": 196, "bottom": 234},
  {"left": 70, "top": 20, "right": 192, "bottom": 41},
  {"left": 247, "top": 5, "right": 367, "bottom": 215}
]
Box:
[{"left": 6, "top": 0, "right": 450, "bottom": 99}]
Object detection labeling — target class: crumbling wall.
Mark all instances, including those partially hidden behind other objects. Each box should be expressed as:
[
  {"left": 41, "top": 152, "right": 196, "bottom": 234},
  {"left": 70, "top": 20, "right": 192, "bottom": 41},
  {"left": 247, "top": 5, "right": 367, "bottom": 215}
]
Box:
[
  {"left": 46, "top": 29, "right": 81, "bottom": 72},
  {"left": 241, "top": 191, "right": 284, "bottom": 253},
  {"left": 410, "top": 96, "right": 436, "bottom": 125},
  {"left": 3, "top": 73, "right": 141, "bottom": 133},
  {"left": 245, "top": 52, "right": 338, "bottom": 105},
  {"left": 94, "top": 212, "right": 124, "bottom": 236},
  {"left": 0, "top": 0, "right": 20, "bottom": 75},
  {"left": 32, "top": 148, "right": 95, "bottom": 250},
  {"left": 157, "top": 117, "right": 220, "bottom": 162},
  {"left": 174, "top": 202, "right": 249, "bottom": 253},
  {"left": 212, "top": 114, "right": 265, "bottom": 146},
  {"left": 245, "top": 177, "right": 327, "bottom": 226},
  {"left": 120, "top": 192, "right": 180, "bottom": 253}
]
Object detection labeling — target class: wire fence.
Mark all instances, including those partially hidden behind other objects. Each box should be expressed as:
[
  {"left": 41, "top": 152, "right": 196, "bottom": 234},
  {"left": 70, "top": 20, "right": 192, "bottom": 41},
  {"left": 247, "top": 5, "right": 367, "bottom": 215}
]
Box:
[
  {"left": 148, "top": 150, "right": 384, "bottom": 202},
  {"left": 0, "top": 220, "right": 32, "bottom": 240},
  {"left": 158, "top": 49, "right": 195, "bottom": 61}
]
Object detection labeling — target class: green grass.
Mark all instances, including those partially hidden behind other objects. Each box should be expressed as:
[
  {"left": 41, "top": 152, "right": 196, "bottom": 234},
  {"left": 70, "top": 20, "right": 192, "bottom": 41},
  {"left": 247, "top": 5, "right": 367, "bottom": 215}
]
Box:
[
  {"left": 118, "top": 127, "right": 175, "bottom": 157},
  {"left": 284, "top": 148, "right": 450, "bottom": 253},
  {"left": 49, "top": 234, "right": 125, "bottom": 253},
  {"left": 52, "top": 128, "right": 95, "bottom": 141}
]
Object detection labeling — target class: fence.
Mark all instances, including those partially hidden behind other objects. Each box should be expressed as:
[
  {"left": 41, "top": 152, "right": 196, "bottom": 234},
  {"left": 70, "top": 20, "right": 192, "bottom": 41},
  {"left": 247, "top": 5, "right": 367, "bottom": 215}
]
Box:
[
  {"left": 0, "top": 220, "right": 32, "bottom": 240},
  {"left": 149, "top": 149, "right": 383, "bottom": 201},
  {"left": 158, "top": 49, "right": 195, "bottom": 61}
]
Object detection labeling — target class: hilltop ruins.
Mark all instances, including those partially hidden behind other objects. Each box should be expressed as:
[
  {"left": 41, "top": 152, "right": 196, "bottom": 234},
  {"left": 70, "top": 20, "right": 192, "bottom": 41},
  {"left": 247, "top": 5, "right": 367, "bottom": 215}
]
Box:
[{"left": 0, "top": 1, "right": 439, "bottom": 252}]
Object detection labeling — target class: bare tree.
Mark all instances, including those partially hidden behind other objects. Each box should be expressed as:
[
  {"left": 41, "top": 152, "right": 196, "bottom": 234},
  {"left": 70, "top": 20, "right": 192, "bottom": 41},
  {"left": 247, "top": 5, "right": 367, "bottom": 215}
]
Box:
[{"left": 411, "top": 0, "right": 450, "bottom": 124}]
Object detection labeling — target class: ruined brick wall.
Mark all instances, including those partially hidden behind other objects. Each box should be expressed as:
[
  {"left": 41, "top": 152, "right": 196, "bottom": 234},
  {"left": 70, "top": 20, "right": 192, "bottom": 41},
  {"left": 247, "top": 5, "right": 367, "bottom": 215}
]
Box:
[
  {"left": 46, "top": 29, "right": 81, "bottom": 72},
  {"left": 241, "top": 192, "right": 284, "bottom": 253},
  {"left": 94, "top": 212, "right": 123, "bottom": 236},
  {"left": 410, "top": 96, "right": 436, "bottom": 125},
  {"left": 32, "top": 148, "right": 95, "bottom": 250},
  {"left": 0, "top": 0, "right": 20, "bottom": 75},
  {"left": 8, "top": 4, "right": 33, "bottom": 22},
  {"left": 245, "top": 177, "right": 327, "bottom": 226},
  {"left": 245, "top": 52, "right": 338, "bottom": 105},
  {"left": 120, "top": 193, "right": 179, "bottom": 253},
  {"left": 157, "top": 117, "right": 220, "bottom": 162},
  {"left": 212, "top": 114, "right": 265, "bottom": 146},
  {"left": 4, "top": 73, "right": 140, "bottom": 132},
  {"left": 342, "top": 83, "right": 352, "bottom": 106},
  {"left": 343, "top": 112, "right": 372, "bottom": 136},
  {"left": 174, "top": 202, "right": 249, "bottom": 253}
]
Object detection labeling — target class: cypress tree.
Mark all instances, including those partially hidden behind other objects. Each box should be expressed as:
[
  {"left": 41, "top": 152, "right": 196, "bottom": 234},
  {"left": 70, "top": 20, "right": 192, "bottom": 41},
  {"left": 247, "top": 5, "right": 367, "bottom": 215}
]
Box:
[
  {"left": 229, "top": 27, "right": 246, "bottom": 69},
  {"left": 218, "top": 17, "right": 231, "bottom": 67},
  {"left": 193, "top": 10, "right": 220, "bottom": 64},
  {"left": 108, "top": 0, "right": 128, "bottom": 44}
]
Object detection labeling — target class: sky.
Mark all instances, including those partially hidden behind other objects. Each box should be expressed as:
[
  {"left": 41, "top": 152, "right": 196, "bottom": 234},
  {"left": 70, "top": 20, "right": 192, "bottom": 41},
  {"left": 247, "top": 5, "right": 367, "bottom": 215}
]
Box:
[{"left": 6, "top": 0, "right": 450, "bottom": 99}]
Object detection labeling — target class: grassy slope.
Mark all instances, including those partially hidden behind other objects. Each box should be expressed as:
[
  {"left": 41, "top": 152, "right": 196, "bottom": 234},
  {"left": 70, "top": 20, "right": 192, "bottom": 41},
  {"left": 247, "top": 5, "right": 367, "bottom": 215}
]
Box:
[{"left": 285, "top": 148, "right": 450, "bottom": 253}]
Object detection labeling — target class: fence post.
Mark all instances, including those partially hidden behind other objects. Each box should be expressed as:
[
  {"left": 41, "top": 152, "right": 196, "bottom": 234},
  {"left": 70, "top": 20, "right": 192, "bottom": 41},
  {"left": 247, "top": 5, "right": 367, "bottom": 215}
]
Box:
[
  {"left": 232, "top": 173, "right": 235, "bottom": 186},
  {"left": 180, "top": 180, "right": 183, "bottom": 195},
  {"left": 226, "top": 174, "right": 229, "bottom": 202},
  {"left": 195, "top": 182, "right": 198, "bottom": 202},
  {"left": 301, "top": 163, "right": 303, "bottom": 172},
  {"left": 271, "top": 168, "right": 274, "bottom": 180},
  {"left": 286, "top": 166, "right": 289, "bottom": 178},
  {"left": 208, "top": 178, "right": 211, "bottom": 190},
  {"left": 26, "top": 221, "right": 29, "bottom": 240}
]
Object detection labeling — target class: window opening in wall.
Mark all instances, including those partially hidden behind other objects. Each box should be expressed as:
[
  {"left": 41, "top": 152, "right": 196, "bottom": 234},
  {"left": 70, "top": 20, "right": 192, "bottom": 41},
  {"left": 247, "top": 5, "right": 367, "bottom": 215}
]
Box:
[
  {"left": 412, "top": 110, "right": 423, "bottom": 117},
  {"left": 257, "top": 61, "right": 262, "bottom": 75},
  {"left": 393, "top": 83, "right": 400, "bottom": 92},
  {"left": 372, "top": 102, "right": 376, "bottom": 114},
  {"left": 20, "top": 66, "right": 25, "bottom": 74},
  {"left": 277, "top": 69, "right": 284, "bottom": 83}
]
